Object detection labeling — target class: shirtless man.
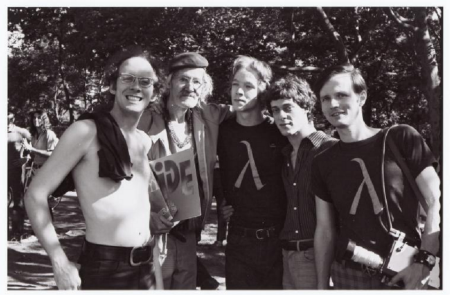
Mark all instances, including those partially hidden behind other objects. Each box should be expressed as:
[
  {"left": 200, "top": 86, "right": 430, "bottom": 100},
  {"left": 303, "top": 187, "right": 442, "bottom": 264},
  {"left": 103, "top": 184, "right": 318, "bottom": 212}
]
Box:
[{"left": 24, "top": 47, "right": 161, "bottom": 290}]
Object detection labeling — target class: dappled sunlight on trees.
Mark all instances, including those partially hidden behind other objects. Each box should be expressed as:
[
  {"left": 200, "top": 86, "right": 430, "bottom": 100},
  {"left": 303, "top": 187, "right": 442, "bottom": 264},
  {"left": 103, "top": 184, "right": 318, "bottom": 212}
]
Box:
[{"left": 8, "top": 7, "right": 442, "bottom": 161}]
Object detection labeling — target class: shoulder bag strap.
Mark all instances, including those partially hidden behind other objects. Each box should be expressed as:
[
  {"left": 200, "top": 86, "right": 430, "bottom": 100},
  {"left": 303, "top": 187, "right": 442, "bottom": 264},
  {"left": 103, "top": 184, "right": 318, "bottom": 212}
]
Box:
[{"left": 386, "top": 130, "right": 429, "bottom": 213}]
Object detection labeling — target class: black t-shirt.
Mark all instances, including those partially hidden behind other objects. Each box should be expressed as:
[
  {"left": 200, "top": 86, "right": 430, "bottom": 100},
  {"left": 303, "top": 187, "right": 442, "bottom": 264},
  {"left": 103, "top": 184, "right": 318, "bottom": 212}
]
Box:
[
  {"left": 218, "top": 117, "right": 287, "bottom": 228},
  {"left": 311, "top": 125, "right": 437, "bottom": 259}
]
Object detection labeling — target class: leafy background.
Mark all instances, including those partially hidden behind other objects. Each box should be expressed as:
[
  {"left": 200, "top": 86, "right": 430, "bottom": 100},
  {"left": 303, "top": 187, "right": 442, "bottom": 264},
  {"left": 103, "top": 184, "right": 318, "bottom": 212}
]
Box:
[{"left": 7, "top": 7, "right": 442, "bottom": 163}]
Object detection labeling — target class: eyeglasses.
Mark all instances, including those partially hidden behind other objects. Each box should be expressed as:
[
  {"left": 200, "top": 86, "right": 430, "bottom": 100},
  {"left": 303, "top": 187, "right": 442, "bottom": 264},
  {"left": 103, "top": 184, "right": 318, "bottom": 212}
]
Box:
[
  {"left": 118, "top": 73, "right": 155, "bottom": 88},
  {"left": 177, "top": 76, "right": 203, "bottom": 90}
]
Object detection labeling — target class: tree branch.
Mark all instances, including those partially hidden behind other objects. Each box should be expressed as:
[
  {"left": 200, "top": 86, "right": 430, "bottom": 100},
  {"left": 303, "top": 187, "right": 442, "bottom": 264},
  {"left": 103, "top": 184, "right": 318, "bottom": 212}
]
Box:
[
  {"left": 384, "top": 8, "right": 417, "bottom": 32},
  {"left": 316, "top": 7, "right": 349, "bottom": 64}
]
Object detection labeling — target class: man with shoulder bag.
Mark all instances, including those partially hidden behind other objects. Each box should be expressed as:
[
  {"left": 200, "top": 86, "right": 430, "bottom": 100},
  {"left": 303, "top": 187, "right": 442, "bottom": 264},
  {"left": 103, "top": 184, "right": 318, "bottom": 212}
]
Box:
[{"left": 312, "top": 64, "right": 441, "bottom": 290}]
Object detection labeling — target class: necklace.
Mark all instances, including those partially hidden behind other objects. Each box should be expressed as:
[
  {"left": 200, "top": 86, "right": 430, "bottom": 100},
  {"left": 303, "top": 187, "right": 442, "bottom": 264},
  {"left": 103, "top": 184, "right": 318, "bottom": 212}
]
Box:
[{"left": 165, "top": 110, "right": 193, "bottom": 149}]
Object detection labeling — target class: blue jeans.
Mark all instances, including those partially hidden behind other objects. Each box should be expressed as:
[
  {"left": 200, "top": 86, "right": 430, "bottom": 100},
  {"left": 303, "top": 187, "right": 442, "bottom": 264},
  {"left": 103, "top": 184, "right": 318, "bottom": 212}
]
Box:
[
  {"left": 282, "top": 248, "right": 317, "bottom": 289},
  {"left": 225, "top": 231, "right": 283, "bottom": 289}
]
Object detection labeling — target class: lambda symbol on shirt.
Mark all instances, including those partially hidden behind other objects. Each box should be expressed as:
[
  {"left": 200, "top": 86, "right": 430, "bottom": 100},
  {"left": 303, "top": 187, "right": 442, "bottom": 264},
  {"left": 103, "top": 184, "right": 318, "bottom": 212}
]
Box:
[
  {"left": 234, "top": 141, "right": 265, "bottom": 190},
  {"left": 349, "top": 158, "right": 383, "bottom": 215}
]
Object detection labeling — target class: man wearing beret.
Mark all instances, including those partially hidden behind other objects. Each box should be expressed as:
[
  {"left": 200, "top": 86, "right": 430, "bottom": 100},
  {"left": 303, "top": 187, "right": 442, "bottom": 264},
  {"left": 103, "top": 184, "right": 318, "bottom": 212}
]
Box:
[{"left": 138, "top": 52, "right": 233, "bottom": 289}]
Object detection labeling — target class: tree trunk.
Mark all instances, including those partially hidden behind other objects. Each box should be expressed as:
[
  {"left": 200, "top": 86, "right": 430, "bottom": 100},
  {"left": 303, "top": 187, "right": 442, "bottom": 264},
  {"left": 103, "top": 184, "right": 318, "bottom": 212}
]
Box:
[{"left": 413, "top": 7, "right": 442, "bottom": 167}]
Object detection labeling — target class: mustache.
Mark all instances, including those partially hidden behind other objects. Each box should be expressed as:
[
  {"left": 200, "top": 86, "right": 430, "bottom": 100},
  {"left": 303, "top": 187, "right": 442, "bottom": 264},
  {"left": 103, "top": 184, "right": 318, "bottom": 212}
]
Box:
[{"left": 181, "top": 88, "right": 199, "bottom": 96}]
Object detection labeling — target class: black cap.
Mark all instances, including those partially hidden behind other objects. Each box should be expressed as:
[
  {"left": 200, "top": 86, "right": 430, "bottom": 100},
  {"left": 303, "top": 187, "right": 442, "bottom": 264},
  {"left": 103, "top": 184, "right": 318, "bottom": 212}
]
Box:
[{"left": 169, "top": 52, "right": 208, "bottom": 73}]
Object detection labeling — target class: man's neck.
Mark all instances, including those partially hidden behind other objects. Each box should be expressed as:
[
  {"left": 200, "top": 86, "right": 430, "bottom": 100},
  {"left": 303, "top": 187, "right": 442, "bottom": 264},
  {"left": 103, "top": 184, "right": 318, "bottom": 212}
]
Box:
[
  {"left": 236, "top": 109, "right": 265, "bottom": 127},
  {"left": 288, "top": 123, "right": 317, "bottom": 151},
  {"left": 110, "top": 108, "right": 140, "bottom": 133},
  {"left": 167, "top": 104, "right": 188, "bottom": 124},
  {"left": 337, "top": 121, "right": 379, "bottom": 143}
]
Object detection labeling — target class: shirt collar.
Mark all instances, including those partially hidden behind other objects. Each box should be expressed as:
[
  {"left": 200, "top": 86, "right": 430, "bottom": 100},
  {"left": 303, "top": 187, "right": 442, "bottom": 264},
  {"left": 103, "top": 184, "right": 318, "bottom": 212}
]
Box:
[{"left": 281, "top": 131, "right": 329, "bottom": 157}]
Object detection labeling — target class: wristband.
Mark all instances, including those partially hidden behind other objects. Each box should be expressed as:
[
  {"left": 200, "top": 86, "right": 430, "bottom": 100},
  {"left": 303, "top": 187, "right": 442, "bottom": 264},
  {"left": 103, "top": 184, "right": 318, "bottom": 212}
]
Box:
[{"left": 413, "top": 249, "right": 436, "bottom": 270}]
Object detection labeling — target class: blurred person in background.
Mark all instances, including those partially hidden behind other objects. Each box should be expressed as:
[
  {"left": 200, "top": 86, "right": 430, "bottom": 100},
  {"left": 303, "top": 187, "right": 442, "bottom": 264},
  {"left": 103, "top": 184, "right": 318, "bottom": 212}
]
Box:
[{"left": 7, "top": 112, "right": 31, "bottom": 241}]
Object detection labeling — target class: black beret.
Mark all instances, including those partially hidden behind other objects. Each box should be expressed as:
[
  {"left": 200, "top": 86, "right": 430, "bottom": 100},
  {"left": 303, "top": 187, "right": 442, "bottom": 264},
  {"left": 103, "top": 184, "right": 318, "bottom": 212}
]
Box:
[{"left": 169, "top": 52, "right": 208, "bottom": 73}]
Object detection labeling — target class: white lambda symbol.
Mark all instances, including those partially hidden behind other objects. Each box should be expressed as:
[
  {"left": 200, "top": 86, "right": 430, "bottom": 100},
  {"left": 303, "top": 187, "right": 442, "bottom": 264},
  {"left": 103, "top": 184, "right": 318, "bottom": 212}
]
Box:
[
  {"left": 349, "top": 158, "right": 383, "bottom": 215},
  {"left": 234, "top": 141, "right": 265, "bottom": 190}
]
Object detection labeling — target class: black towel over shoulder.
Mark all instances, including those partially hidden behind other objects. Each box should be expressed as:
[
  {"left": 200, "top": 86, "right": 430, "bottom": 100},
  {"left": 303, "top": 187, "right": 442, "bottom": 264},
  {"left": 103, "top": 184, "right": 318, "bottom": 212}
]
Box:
[
  {"left": 80, "top": 112, "right": 133, "bottom": 182},
  {"left": 52, "top": 112, "right": 133, "bottom": 196}
]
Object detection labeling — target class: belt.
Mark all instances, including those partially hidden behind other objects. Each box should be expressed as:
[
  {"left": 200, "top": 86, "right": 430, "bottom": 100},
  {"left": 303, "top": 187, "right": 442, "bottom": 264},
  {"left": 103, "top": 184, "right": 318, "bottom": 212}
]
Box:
[
  {"left": 280, "top": 239, "right": 314, "bottom": 251},
  {"left": 80, "top": 239, "right": 154, "bottom": 267},
  {"left": 229, "top": 226, "right": 278, "bottom": 240}
]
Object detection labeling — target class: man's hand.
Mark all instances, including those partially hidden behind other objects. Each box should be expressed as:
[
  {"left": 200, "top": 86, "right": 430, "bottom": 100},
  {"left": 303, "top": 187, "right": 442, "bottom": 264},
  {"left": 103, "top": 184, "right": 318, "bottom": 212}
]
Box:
[
  {"left": 221, "top": 205, "right": 234, "bottom": 222},
  {"left": 150, "top": 211, "right": 175, "bottom": 234},
  {"left": 53, "top": 260, "right": 81, "bottom": 290},
  {"left": 388, "top": 263, "right": 430, "bottom": 289}
]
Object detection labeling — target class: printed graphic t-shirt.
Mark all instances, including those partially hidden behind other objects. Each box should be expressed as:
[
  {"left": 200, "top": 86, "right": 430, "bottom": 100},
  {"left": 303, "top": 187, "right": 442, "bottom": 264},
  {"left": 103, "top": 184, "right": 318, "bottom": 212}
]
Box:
[
  {"left": 311, "top": 125, "right": 437, "bottom": 259},
  {"left": 218, "top": 117, "right": 287, "bottom": 228}
]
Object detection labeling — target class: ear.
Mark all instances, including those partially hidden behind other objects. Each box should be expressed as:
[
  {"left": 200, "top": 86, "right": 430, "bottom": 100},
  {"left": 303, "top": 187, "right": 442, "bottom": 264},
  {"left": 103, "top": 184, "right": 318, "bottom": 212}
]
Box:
[
  {"left": 359, "top": 91, "right": 367, "bottom": 107},
  {"left": 109, "top": 81, "right": 116, "bottom": 95}
]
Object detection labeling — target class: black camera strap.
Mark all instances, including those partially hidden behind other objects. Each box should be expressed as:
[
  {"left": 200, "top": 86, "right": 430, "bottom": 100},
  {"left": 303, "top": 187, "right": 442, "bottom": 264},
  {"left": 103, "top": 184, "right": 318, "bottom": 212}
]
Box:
[
  {"left": 386, "top": 132, "right": 429, "bottom": 212},
  {"left": 381, "top": 126, "right": 429, "bottom": 234},
  {"left": 380, "top": 127, "right": 394, "bottom": 231}
]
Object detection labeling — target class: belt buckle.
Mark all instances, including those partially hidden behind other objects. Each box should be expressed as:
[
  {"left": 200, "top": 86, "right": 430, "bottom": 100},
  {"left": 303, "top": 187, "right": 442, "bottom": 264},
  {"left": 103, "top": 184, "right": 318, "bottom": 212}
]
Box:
[
  {"left": 130, "top": 246, "right": 151, "bottom": 267},
  {"left": 255, "top": 229, "right": 265, "bottom": 240}
]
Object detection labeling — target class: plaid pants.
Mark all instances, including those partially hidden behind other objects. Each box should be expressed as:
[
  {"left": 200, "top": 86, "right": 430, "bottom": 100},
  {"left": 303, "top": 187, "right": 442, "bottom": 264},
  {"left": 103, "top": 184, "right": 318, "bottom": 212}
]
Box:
[{"left": 331, "top": 261, "right": 392, "bottom": 290}]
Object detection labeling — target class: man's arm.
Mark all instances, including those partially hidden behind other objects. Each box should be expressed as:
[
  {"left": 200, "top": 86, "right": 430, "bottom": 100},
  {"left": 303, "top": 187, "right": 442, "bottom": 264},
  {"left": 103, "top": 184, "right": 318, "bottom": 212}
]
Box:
[
  {"left": 314, "top": 196, "right": 337, "bottom": 289},
  {"left": 389, "top": 166, "right": 441, "bottom": 289},
  {"left": 24, "top": 120, "right": 95, "bottom": 290},
  {"left": 201, "top": 102, "right": 234, "bottom": 124}
]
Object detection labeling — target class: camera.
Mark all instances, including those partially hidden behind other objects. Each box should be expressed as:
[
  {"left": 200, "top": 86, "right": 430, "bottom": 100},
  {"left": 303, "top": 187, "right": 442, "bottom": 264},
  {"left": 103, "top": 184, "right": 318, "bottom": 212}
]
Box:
[{"left": 345, "top": 229, "right": 418, "bottom": 277}]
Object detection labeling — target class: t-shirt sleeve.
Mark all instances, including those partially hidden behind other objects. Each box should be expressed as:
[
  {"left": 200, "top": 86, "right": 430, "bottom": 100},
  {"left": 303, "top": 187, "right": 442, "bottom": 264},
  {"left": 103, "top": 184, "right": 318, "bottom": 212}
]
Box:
[
  {"left": 46, "top": 130, "right": 59, "bottom": 151},
  {"left": 391, "top": 124, "right": 437, "bottom": 179},
  {"left": 311, "top": 154, "right": 333, "bottom": 203}
]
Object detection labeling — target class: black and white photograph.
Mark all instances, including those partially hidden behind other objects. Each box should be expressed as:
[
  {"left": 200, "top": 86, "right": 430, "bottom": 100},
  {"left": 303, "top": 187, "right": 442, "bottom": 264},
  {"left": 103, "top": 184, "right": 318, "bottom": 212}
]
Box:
[{"left": 4, "top": 1, "right": 446, "bottom": 291}]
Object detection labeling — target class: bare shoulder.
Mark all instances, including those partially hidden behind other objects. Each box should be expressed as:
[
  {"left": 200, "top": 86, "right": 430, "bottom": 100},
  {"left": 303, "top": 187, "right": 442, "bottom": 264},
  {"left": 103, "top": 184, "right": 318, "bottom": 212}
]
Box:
[{"left": 59, "top": 119, "right": 98, "bottom": 151}]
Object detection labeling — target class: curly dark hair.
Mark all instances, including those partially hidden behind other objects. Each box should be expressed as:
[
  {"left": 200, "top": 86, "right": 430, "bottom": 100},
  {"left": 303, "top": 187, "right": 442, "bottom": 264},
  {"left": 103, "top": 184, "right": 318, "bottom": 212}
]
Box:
[{"left": 265, "top": 74, "right": 316, "bottom": 122}]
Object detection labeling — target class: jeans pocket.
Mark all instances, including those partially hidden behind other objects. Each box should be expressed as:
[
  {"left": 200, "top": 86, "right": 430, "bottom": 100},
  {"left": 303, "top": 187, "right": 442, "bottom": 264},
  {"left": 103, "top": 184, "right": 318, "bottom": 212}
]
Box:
[{"left": 303, "top": 248, "right": 315, "bottom": 261}]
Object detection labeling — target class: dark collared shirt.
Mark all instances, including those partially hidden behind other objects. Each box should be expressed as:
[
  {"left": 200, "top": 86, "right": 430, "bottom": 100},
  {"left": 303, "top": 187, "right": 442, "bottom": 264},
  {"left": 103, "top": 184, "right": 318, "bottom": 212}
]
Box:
[{"left": 279, "top": 131, "right": 336, "bottom": 241}]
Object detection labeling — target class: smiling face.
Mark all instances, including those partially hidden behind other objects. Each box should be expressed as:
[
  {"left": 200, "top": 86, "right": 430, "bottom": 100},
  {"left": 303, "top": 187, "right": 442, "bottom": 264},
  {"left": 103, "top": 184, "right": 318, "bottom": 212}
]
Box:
[
  {"left": 110, "top": 56, "right": 156, "bottom": 114},
  {"left": 270, "top": 98, "right": 309, "bottom": 137},
  {"left": 231, "top": 68, "right": 261, "bottom": 113},
  {"left": 319, "top": 73, "right": 366, "bottom": 129},
  {"left": 168, "top": 68, "right": 205, "bottom": 110}
]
